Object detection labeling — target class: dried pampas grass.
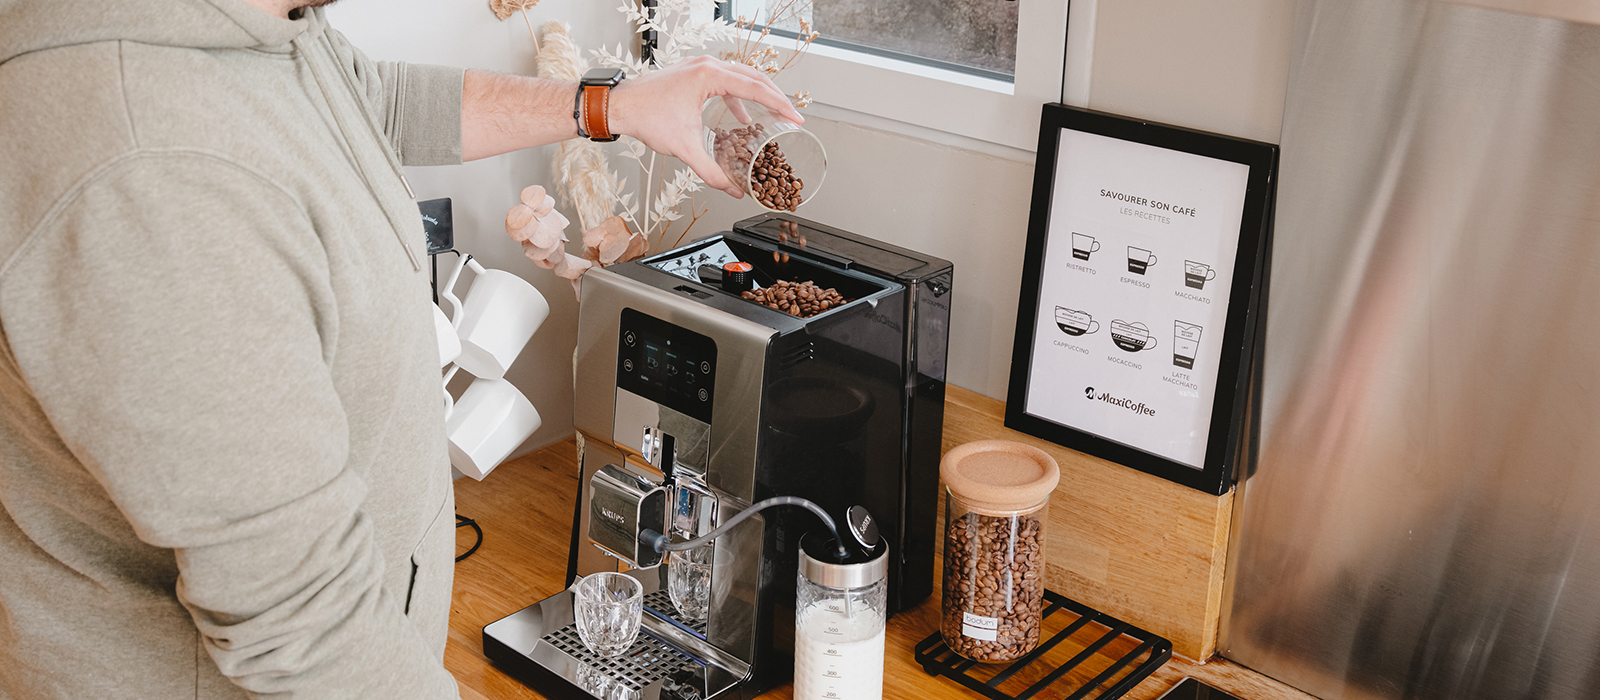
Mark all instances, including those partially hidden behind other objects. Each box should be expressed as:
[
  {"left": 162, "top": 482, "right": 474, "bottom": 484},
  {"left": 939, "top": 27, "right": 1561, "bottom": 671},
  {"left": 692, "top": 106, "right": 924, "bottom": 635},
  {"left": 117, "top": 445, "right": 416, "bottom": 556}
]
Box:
[
  {"left": 493, "top": 0, "right": 542, "bottom": 53},
  {"left": 540, "top": 22, "right": 618, "bottom": 234},
  {"left": 490, "top": 0, "right": 539, "bottom": 22}
]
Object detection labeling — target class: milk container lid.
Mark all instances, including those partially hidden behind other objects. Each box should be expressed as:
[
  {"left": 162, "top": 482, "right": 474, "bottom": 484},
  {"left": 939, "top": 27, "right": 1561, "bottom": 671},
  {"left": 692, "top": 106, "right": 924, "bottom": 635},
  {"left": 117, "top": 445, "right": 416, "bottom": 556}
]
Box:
[
  {"left": 799, "top": 506, "right": 887, "bottom": 590},
  {"left": 940, "top": 440, "right": 1060, "bottom": 512}
]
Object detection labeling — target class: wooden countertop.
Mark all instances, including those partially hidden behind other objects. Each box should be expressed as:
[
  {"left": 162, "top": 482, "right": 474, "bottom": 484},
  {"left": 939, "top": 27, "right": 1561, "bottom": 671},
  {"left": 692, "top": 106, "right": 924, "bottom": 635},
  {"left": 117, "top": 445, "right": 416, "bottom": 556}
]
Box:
[{"left": 446, "top": 437, "right": 1314, "bottom": 700}]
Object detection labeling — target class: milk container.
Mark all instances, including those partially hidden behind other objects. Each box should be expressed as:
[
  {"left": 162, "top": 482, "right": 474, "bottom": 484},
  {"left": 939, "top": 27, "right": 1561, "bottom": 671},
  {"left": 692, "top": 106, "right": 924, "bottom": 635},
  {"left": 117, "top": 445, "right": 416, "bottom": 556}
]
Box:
[{"left": 795, "top": 507, "right": 888, "bottom": 700}]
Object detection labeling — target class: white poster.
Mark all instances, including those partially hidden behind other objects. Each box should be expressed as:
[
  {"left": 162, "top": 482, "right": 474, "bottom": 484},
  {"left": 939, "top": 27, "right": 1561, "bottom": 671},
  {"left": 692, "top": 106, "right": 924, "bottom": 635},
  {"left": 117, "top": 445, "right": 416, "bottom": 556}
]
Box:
[{"left": 1023, "top": 129, "right": 1251, "bottom": 468}]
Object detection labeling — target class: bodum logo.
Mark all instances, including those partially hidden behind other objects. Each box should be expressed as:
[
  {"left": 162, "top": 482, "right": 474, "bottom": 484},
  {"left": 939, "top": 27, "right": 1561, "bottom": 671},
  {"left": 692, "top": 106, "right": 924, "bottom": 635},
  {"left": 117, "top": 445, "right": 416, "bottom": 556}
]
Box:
[{"left": 1084, "top": 387, "right": 1157, "bottom": 417}]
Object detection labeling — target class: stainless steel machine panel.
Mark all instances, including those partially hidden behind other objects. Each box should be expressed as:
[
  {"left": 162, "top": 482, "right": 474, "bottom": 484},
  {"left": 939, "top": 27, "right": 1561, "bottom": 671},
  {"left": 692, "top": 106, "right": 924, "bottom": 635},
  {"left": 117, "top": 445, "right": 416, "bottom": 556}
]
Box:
[{"left": 574, "top": 268, "right": 775, "bottom": 500}]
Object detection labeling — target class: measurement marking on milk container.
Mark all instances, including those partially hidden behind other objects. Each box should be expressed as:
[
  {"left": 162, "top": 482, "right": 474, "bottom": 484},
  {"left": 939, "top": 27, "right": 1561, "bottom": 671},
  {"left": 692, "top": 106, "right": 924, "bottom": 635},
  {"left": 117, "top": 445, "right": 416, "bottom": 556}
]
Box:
[{"left": 796, "top": 605, "right": 886, "bottom": 700}]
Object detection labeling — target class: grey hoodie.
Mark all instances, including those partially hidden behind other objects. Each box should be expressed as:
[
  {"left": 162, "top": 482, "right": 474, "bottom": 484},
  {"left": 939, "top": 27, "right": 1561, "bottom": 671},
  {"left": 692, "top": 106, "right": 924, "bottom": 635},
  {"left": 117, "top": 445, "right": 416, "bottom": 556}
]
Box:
[{"left": 0, "top": 1, "right": 464, "bottom": 697}]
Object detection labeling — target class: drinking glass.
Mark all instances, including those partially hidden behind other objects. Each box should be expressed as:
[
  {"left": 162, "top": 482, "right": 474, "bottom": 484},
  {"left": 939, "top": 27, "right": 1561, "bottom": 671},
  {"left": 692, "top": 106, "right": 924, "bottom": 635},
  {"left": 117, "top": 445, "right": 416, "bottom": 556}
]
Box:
[
  {"left": 572, "top": 572, "right": 644, "bottom": 658},
  {"left": 668, "top": 547, "right": 712, "bottom": 622},
  {"left": 702, "top": 97, "right": 827, "bottom": 212}
]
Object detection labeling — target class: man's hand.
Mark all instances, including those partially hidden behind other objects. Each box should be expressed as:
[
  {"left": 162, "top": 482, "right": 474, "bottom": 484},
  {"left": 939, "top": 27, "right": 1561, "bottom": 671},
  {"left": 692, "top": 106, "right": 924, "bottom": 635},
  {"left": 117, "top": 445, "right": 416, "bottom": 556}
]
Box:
[{"left": 609, "top": 56, "right": 805, "bottom": 199}]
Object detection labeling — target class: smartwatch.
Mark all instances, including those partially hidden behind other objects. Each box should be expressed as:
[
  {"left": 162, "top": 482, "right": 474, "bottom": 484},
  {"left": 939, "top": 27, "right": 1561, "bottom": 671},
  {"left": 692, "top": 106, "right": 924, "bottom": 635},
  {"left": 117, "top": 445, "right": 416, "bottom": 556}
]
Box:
[{"left": 575, "top": 68, "right": 626, "bottom": 142}]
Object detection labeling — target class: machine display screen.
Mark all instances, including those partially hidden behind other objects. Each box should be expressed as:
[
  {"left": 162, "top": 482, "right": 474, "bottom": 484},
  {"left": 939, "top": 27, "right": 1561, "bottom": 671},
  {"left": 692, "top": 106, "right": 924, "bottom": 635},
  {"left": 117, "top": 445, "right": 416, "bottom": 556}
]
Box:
[{"left": 616, "top": 308, "right": 717, "bottom": 424}]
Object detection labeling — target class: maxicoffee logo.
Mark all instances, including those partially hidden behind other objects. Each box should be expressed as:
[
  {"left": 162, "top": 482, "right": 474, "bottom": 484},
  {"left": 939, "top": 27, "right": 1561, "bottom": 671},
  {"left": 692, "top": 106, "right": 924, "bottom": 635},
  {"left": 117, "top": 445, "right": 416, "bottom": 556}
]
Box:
[{"left": 1084, "top": 387, "right": 1156, "bottom": 417}]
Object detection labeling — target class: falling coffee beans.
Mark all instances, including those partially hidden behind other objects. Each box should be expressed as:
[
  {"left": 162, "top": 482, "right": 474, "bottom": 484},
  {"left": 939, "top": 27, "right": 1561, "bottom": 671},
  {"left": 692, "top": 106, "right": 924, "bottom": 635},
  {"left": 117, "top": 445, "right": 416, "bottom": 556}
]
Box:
[
  {"left": 740, "top": 279, "right": 848, "bottom": 318},
  {"left": 940, "top": 511, "right": 1045, "bottom": 662},
  {"left": 711, "top": 125, "right": 804, "bottom": 212}
]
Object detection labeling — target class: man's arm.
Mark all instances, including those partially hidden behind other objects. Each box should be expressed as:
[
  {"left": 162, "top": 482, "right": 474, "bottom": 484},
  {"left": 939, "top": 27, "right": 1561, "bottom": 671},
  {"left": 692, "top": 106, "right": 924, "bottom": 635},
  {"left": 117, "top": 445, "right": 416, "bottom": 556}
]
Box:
[
  {"left": 325, "top": 20, "right": 800, "bottom": 198},
  {"left": 461, "top": 57, "right": 805, "bottom": 198}
]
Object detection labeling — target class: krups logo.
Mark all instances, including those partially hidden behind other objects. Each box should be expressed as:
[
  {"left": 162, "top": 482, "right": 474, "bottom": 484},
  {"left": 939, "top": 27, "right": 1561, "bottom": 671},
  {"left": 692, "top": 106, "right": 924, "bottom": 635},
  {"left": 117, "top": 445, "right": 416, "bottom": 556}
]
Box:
[
  {"left": 1084, "top": 387, "right": 1157, "bottom": 417},
  {"left": 600, "top": 507, "right": 626, "bottom": 525}
]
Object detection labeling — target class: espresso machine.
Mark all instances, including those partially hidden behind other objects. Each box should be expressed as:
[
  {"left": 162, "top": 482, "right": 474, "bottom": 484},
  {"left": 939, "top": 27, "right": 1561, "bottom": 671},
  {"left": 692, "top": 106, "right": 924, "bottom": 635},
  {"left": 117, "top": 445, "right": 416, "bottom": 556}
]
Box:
[{"left": 483, "top": 213, "right": 953, "bottom": 700}]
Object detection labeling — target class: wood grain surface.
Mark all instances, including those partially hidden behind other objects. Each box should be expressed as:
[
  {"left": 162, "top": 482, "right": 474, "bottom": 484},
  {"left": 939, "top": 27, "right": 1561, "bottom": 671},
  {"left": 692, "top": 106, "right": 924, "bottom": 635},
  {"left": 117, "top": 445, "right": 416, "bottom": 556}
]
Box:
[
  {"left": 939, "top": 387, "right": 1233, "bottom": 660},
  {"left": 447, "top": 432, "right": 1310, "bottom": 700}
]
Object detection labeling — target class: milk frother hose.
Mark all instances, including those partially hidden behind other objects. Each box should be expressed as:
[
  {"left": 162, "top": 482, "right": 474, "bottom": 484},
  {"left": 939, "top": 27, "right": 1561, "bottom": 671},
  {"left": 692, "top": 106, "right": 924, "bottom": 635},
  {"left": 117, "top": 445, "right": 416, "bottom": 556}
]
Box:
[{"left": 639, "top": 496, "right": 847, "bottom": 560}]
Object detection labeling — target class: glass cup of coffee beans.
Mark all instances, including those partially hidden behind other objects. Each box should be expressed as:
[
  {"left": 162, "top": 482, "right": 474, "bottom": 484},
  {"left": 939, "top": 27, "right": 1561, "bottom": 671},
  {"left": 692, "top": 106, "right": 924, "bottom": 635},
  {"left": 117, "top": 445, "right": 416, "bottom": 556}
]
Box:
[{"left": 702, "top": 97, "right": 827, "bottom": 213}]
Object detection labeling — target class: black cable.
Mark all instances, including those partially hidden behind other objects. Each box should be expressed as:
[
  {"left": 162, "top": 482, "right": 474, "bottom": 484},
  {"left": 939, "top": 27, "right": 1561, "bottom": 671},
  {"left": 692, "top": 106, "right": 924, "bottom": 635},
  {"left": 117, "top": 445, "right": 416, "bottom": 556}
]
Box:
[{"left": 455, "top": 514, "right": 483, "bottom": 562}]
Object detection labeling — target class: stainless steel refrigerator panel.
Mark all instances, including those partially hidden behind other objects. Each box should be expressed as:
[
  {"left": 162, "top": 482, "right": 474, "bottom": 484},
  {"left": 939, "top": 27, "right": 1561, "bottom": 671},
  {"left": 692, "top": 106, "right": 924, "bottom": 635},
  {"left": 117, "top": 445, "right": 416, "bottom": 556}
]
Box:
[{"left": 1223, "top": 2, "right": 1600, "bottom": 699}]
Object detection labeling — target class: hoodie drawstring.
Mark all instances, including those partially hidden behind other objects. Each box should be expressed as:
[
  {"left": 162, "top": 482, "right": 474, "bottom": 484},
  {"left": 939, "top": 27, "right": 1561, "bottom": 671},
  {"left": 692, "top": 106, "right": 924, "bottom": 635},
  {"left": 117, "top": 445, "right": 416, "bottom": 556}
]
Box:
[{"left": 291, "top": 33, "right": 422, "bottom": 271}]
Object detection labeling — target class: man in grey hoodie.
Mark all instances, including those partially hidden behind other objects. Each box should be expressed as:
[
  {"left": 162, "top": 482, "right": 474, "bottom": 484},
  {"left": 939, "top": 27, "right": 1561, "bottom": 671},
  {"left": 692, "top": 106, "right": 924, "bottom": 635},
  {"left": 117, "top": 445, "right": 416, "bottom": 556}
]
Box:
[{"left": 0, "top": 0, "right": 801, "bottom": 698}]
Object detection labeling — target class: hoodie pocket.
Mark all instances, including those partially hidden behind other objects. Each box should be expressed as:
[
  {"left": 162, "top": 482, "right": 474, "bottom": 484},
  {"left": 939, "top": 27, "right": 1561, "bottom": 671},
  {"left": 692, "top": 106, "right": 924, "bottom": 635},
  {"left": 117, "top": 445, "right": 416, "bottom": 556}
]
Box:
[{"left": 404, "top": 493, "right": 455, "bottom": 653}]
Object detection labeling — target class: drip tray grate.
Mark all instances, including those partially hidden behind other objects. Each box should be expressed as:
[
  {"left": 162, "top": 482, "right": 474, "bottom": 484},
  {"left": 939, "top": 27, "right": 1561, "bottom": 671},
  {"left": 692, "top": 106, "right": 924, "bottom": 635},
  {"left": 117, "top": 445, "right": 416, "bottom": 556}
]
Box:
[
  {"left": 540, "top": 624, "right": 696, "bottom": 690},
  {"left": 643, "top": 589, "right": 708, "bottom": 635}
]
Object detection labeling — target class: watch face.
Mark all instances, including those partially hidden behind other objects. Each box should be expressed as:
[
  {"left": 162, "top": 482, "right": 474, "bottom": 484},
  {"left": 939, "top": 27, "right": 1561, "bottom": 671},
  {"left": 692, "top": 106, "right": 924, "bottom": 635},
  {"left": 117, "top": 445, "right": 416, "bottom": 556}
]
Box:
[{"left": 582, "top": 68, "right": 626, "bottom": 86}]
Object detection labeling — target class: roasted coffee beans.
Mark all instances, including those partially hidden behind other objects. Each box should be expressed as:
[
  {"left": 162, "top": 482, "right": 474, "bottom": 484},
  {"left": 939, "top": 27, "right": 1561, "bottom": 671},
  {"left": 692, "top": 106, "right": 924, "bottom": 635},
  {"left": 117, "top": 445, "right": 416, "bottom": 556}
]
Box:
[
  {"left": 941, "top": 511, "right": 1045, "bottom": 662},
  {"left": 750, "top": 142, "right": 803, "bottom": 211},
  {"left": 711, "top": 125, "right": 804, "bottom": 211},
  {"left": 740, "top": 279, "right": 848, "bottom": 318}
]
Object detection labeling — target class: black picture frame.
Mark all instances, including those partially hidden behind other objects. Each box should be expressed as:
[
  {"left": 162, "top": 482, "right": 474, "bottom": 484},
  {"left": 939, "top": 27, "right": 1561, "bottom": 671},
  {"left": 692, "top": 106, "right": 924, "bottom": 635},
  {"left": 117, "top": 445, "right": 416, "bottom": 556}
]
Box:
[{"left": 1004, "top": 104, "right": 1278, "bottom": 495}]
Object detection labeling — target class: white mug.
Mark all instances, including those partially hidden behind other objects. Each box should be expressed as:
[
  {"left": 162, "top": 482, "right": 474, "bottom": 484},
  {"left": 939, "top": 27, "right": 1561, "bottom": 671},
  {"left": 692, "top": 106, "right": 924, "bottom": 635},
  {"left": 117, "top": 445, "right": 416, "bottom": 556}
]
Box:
[
  {"left": 444, "top": 371, "right": 541, "bottom": 481},
  {"left": 440, "top": 254, "right": 550, "bottom": 380},
  {"left": 432, "top": 303, "right": 462, "bottom": 369}
]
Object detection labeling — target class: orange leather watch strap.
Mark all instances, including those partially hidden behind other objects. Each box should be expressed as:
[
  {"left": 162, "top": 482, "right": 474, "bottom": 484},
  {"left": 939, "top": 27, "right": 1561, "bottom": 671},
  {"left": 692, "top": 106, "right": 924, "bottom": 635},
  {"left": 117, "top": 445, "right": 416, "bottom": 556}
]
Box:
[{"left": 582, "top": 84, "right": 613, "bottom": 141}]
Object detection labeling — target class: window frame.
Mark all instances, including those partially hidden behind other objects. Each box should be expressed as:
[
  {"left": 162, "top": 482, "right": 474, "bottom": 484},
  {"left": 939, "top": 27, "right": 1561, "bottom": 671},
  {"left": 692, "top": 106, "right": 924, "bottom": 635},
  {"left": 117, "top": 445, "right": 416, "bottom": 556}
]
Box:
[{"left": 718, "top": 0, "right": 1081, "bottom": 154}]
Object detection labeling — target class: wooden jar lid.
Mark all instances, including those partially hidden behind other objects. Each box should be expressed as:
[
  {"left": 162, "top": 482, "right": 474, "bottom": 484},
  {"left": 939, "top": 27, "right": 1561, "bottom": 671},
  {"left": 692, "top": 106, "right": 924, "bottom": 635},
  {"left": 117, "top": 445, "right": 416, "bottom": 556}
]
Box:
[{"left": 940, "top": 440, "right": 1060, "bottom": 512}]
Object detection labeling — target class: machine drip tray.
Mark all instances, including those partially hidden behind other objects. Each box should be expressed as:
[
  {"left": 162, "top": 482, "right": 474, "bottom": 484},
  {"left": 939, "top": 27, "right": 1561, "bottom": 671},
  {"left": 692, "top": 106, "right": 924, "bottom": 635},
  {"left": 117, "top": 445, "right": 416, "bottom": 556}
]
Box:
[
  {"left": 484, "top": 588, "right": 750, "bottom": 700},
  {"left": 540, "top": 624, "right": 697, "bottom": 691}
]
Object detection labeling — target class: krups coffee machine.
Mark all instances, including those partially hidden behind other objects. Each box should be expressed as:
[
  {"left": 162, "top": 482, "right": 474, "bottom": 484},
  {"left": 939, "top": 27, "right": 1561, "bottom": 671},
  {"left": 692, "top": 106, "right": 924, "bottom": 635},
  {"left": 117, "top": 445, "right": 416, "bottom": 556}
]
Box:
[{"left": 483, "top": 213, "right": 953, "bottom": 700}]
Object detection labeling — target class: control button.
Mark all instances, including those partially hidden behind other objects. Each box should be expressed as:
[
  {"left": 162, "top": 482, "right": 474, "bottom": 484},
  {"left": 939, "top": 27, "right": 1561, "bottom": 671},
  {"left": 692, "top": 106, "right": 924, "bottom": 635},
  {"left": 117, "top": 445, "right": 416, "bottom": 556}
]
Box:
[
  {"left": 623, "top": 359, "right": 634, "bottom": 372},
  {"left": 700, "top": 361, "right": 711, "bottom": 374},
  {"left": 624, "top": 331, "right": 636, "bottom": 347},
  {"left": 668, "top": 364, "right": 679, "bottom": 376},
  {"left": 698, "top": 389, "right": 709, "bottom": 402}
]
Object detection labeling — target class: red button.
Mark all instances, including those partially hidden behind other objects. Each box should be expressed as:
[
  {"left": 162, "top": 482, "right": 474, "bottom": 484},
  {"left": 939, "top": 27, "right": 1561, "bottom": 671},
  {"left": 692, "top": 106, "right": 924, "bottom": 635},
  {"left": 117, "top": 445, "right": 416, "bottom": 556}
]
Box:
[{"left": 723, "top": 261, "right": 753, "bottom": 273}]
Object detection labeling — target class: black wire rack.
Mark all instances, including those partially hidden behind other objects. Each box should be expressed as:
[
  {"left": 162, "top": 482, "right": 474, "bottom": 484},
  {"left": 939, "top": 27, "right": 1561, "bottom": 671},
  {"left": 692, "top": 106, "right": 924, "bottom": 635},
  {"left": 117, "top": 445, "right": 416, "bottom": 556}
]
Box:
[{"left": 913, "top": 589, "right": 1171, "bottom": 700}]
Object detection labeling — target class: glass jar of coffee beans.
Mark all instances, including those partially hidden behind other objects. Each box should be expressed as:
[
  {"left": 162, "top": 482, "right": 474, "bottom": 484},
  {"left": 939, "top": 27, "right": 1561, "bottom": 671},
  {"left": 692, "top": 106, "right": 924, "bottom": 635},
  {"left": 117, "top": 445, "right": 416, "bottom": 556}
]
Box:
[
  {"left": 939, "top": 440, "right": 1061, "bottom": 663},
  {"left": 701, "top": 97, "right": 827, "bottom": 213}
]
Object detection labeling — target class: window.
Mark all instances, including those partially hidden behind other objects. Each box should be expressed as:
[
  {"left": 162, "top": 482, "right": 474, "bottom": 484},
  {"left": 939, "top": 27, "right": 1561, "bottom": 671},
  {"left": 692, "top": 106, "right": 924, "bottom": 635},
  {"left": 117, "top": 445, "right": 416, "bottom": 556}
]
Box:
[
  {"left": 753, "top": 0, "right": 1020, "bottom": 80},
  {"left": 723, "top": 0, "right": 1082, "bottom": 155}
]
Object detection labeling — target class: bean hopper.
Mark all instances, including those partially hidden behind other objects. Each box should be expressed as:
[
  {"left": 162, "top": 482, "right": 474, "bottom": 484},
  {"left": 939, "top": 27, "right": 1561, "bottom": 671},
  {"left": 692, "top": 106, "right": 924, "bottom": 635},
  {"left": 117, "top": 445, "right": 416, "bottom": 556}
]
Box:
[{"left": 482, "top": 213, "right": 953, "bottom": 700}]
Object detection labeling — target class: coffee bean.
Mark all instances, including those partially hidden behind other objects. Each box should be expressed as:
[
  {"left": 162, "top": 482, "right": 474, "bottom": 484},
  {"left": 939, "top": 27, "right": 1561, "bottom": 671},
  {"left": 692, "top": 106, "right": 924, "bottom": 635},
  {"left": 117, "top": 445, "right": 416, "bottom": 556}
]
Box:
[
  {"left": 738, "top": 279, "right": 851, "bottom": 319},
  {"left": 744, "top": 138, "right": 805, "bottom": 211}
]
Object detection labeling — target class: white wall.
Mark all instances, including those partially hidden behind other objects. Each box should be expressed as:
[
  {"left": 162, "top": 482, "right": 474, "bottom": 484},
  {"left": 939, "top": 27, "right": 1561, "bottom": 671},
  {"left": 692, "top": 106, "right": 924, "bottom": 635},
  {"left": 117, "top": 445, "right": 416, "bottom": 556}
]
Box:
[
  {"left": 692, "top": 0, "right": 1297, "bottom": 399},
  {"left": 326, "top": 0, "right": 1298, "bottom": 457},
  {"left": 327, "top": 0, "right": 634, "bottom": 454}
]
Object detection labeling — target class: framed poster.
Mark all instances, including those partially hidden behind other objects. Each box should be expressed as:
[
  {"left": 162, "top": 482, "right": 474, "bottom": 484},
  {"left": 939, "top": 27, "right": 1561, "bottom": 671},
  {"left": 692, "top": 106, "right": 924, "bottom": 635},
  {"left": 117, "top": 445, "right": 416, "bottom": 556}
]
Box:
[{"left": 1005, "top": 105, "right": 1277, "bottom": 495}]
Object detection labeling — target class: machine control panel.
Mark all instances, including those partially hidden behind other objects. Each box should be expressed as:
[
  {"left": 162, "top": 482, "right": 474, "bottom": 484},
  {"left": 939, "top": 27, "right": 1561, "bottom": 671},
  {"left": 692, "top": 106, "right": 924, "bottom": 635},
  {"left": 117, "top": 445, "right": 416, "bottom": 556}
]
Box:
[{"left": 617, "top": 308, "right": 717, "bottom": 424}]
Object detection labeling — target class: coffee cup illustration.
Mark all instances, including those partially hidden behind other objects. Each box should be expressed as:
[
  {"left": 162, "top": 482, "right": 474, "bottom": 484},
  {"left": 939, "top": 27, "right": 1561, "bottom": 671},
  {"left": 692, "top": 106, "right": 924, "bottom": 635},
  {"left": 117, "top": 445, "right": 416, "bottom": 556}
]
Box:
[
  {"left": 1173, "top": 321, "right": 1203, "bottom": 369},
  {"left": 1110, "top": 320, "right": 1158, "bottom": 352},
  {"left": 1184, "top": 260, "right": 1217, "bottom": 289},
  {"left": 1127, "top": 247, "right": 1157, "bottom": 275},
  {"left": 1071, "top": 233, "right": 1101, "bottom": 260},
  {"left": 1054, "top": 307, "right": 1099, "bottom": 336}
]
